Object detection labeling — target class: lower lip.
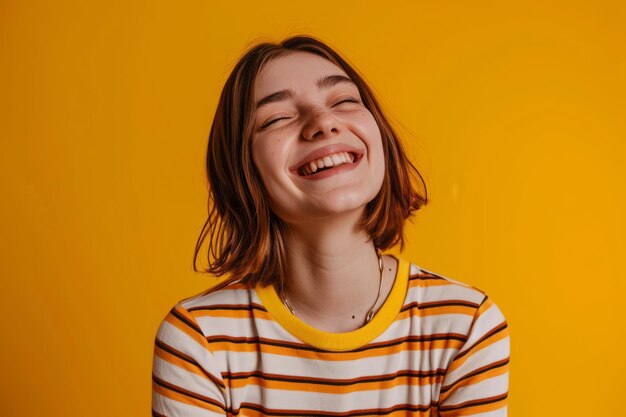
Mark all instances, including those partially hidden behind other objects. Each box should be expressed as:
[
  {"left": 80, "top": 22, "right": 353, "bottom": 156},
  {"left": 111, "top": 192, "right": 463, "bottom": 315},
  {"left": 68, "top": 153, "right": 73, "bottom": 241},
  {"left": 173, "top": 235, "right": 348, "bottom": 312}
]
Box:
[{"left": 297, "top": 156, "right": 361, "bottom": 181}]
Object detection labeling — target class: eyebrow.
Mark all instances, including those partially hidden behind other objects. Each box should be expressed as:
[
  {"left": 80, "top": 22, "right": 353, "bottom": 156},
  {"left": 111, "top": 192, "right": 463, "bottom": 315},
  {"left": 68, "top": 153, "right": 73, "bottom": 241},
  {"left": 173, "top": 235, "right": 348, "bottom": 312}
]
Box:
[{"left": 255, "top": 74, "right": 357, "bottom": 110}]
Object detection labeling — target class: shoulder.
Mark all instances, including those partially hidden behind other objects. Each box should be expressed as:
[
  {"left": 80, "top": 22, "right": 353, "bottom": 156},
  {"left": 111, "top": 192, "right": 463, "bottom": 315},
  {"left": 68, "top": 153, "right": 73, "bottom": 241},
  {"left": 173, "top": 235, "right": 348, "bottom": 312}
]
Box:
[
  {"left": 155, "top": 278, "right": 257, "bottom": 336},
  {"left": 407, "top": 262, "right": 488, "bottom": 306},
  {"left": 178, "top": 278, "right": 255, "bottom": 311},
  {"left": 404, "top": 261, "right": 508, "bottom": 329},
  {"left": 403, "top": 261, "right": 509, "bottom": 361}
]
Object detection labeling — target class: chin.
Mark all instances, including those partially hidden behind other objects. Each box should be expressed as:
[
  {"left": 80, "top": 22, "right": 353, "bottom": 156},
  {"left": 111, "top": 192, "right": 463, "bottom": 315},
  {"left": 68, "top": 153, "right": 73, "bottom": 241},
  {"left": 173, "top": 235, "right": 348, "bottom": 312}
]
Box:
[
  {"left": 269, "top": 182, "right": 383, "bottom": 224},
  {"left": 306, "top": 193, "right": 373, "bottom": 220}
]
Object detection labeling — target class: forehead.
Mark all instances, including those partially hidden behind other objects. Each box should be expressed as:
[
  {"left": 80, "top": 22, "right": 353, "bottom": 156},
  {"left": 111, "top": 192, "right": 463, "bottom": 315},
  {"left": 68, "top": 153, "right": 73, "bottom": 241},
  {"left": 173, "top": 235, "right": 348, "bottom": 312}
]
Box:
[{"left": 253, "top": 52, "right": 350, "bottom": 99}]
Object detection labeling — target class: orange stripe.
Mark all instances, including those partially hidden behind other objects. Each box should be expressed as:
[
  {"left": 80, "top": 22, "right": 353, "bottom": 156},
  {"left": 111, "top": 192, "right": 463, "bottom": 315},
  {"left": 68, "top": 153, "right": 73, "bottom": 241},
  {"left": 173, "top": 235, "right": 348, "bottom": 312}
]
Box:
[
  {"left": 191, "top": 308, "right": 273, "bottom": 320},
  {"left": 439, "top": 394, "right": 507, "bottom": 416},
  {"left": 154, "top": 346, "right": 208, "bottom": 379},
  {"left": 208, "top": 337, "right": 465, "bottom": 360},
  {"left": 192, "top": 305, "right": 480, "bottom": 331},
  {"left": 152, "top": 379, "right": 225, "bottom": 414},
  {"left": 397, "top": 304, "right": 478, "bottom": 319},
  {"left": 447, "top": 324, "right": 509, "bottom": 373},
  {"left": 164, "top": 308, "right": 210, "bottom": 349},
  {"left": 154, "top": 345, "right": 225, "bottom": 393},
  {"left": 438, "top": 358, "right": 509, "bottom": 403},
  {"left": 408, "top": 279, "right": 457, "bottom": 288},
  {"left": 192, "top": 303, "right": 476, "bottom": 321},
  {"left": 237, "top": 403, "right": 437, "bottom": 417},
  {"left": 226, "top": 373, "right": 446, "bottom": 393},
  {"left": 475, "top": 297, "right": 494, "bottom": 318}
]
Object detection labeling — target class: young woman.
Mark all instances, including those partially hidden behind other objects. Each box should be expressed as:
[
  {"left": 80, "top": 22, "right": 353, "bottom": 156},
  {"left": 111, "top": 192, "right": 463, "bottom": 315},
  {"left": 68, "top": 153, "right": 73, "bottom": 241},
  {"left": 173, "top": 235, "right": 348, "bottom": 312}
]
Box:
[{"left": 152, "top": 35, "right": 510, "bottom": 416}]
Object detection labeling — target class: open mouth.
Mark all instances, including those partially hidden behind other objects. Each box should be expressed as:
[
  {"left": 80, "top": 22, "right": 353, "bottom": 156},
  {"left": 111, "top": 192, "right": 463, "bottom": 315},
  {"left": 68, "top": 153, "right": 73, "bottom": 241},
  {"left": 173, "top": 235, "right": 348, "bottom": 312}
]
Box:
[{"left": 297, "top": 151, "right": 360, "bottom": 176}]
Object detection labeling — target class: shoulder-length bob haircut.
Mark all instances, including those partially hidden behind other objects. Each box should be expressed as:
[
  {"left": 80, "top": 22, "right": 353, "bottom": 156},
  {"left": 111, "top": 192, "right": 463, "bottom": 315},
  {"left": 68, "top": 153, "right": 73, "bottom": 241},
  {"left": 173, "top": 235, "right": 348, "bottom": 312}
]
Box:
[{"left": 193, "top": 35, "right": 428, "bottom": 288}]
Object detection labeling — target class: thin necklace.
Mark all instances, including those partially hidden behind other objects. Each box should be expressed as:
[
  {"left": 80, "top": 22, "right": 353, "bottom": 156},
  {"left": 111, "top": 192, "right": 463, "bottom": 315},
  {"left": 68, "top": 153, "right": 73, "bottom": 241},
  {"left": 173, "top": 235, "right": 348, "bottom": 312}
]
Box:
[{"left": 281, "top": 249, "right": 385, "bottom": 325}]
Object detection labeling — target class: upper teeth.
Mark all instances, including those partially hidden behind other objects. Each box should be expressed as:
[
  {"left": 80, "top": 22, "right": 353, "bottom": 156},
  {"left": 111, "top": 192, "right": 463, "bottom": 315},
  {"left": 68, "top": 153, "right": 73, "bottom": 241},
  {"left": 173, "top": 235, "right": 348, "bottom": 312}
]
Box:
[{"left": 299, "top": 152, "right": 355, "bottom": 176}]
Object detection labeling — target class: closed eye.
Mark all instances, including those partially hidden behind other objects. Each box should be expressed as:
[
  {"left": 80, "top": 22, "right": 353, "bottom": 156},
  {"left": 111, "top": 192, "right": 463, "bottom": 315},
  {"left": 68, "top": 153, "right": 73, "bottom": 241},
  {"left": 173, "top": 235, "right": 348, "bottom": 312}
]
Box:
[
  {"left": 259, "top": 96, "right": 362, "bottom": 129},
  {"left": 334, "top": 96, "right": 361, "bottom": 106},
  {"left": 260, "top": 115, "right": 291, "bottom": 129}
]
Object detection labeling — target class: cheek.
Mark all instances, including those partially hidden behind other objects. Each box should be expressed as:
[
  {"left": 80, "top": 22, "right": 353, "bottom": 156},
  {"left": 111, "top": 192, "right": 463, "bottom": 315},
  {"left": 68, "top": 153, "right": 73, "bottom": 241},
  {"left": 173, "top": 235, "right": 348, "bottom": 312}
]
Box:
[
  {"left": 357, "top": 110, "right": 383, "bottom": 144},
  {"left": 374, "top": 139, "right": 386, "bottom": 182},
  {"left": 365, "top": 120, "right": 386, "bottom": 182},
  {"left": 359, "top": 113, "right": 384, "bottom": 158},
  {"left": 252, "top": 153, "right": 273, "bottom": 190},
  {"left": 251, "top": 140, "right": 288, "bottom": 189},
  {"left": 251, "top": 143, "right": 271, "bottom": 186}
]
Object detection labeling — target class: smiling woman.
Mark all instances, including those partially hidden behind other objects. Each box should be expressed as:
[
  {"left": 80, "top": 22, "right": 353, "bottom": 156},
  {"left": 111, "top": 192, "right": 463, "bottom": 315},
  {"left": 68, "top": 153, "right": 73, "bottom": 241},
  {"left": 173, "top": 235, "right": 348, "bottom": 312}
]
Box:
[
  {"left": 151, "top": 35, "right": 510, "bottom": 416},
  {"left": 250, "top": 51, "right": 386, "bottom": 226}
]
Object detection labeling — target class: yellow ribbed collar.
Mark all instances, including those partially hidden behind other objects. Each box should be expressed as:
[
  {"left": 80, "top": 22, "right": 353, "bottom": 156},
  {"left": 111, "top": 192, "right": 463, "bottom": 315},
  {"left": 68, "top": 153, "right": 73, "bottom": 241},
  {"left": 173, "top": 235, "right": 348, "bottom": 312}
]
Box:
[{"left": 255, "top": 254, "right": 409, "bottom": 352}]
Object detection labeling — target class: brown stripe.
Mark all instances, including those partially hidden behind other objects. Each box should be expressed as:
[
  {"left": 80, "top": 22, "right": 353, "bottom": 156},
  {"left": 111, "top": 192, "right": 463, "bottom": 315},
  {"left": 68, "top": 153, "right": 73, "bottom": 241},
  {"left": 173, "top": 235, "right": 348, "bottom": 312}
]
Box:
[
  {"left": 224, "top": 371, "right": 447, "bottom": 393},
  {"left": 409, "top": 274, "right": 447, "bottom": 281},
  {"left": 224, "top": 368, "right": 446, "bottom": 385},
  {"left": 439, "top": 392, "right": 508, "bottom": 412},
  {"left": 164, "top": 312, "right": 211, "bottom": 349},
  {"left": 235, "top": 401, "right": 437, "bottom": 416},
  {"left": 408, "top": 279, "right": 456, "bottom": 288},
  {"left": 403, "top": 299, "right": 481, "bottom": 311},
  {"left": 155, "top": 337, "right": 197, "bottom": 365},
  {"left": 192, "top": 307, "right": 273, "bottom": 320},
  {"left": 206, "top": 331, "right": 466, "bottom": 353},
  {"left": 438, "top": 359, "right": 509, "bottom": 404},
  {"left": 170, "top": 306, "right": 203, "bottom": 335},
  {"left": 396, "top": 305, "right": 478, "bottom": 320},
  {"left": 187, "top": 302, "right": 268, "bottom": 312},
  {"left": 208, "top": 337, "right": 464, "bottom": 360},
  {"left": 454, "top": 321, "right": 509, "bottom": 361},
  {"left": 446, "top": 324, "right": 509, "bottom": 375},
  {"left": 152, "top": 373, "right": 226, "bottom": 412},
  {"left": 440, "top": 357, "right": 510, "bottom": 393},
  {"left": 154, "top": 337, "right": 225, "bottom": 389}
]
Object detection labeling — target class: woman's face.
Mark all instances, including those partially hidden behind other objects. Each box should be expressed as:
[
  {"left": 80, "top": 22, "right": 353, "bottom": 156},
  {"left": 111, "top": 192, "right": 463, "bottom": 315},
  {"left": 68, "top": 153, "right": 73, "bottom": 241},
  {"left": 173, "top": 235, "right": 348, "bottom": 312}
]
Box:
[{"left": 250, "top": 51, "right": 385, "bottom": 225}]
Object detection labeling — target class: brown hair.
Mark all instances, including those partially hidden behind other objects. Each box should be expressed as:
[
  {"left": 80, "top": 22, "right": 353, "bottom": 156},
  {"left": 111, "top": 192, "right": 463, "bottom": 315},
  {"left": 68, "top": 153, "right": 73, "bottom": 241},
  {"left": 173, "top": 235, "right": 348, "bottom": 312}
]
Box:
[{"left": 193, "top": 35, "right": 428, "bottom": 288}]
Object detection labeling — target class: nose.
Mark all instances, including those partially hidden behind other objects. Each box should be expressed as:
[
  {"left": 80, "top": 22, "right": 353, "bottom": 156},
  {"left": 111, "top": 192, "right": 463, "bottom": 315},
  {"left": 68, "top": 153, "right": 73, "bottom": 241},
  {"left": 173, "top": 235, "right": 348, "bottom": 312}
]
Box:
[{"left": 301, "top": 107, "right": 341, "bottom": 141}]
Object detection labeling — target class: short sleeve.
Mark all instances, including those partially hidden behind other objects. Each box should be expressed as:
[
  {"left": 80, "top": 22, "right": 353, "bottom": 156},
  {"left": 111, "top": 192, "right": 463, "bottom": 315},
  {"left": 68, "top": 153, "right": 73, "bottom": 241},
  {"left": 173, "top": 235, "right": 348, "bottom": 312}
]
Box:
[
  {"left": 151, "top": 304, "right": 227, "bottom": 416},
  {"left": 437, "top": 295, "right": 510, "bottom": 416}
]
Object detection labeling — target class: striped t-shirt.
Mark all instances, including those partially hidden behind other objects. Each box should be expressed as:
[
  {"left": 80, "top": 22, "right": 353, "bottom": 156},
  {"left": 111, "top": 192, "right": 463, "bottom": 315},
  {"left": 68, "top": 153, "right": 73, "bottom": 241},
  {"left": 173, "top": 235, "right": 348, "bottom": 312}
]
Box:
[{"left": 152, "top": 255, "right": 510, "bottom": 416}]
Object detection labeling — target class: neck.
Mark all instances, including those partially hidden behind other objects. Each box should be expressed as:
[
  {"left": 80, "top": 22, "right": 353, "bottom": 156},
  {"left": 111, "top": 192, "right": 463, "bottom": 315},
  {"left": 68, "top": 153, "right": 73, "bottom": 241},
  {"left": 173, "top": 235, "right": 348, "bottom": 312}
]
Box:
[{"left": 280, "top": 209, "right": 392, "bottom": 332}]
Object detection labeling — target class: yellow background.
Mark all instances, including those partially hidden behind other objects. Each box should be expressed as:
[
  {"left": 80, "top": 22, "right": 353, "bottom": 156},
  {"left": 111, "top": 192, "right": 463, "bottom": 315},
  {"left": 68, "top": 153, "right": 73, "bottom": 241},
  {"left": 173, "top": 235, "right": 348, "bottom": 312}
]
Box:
[{"left": 2, "top": 1, "right": 625, "bottom": 416}]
